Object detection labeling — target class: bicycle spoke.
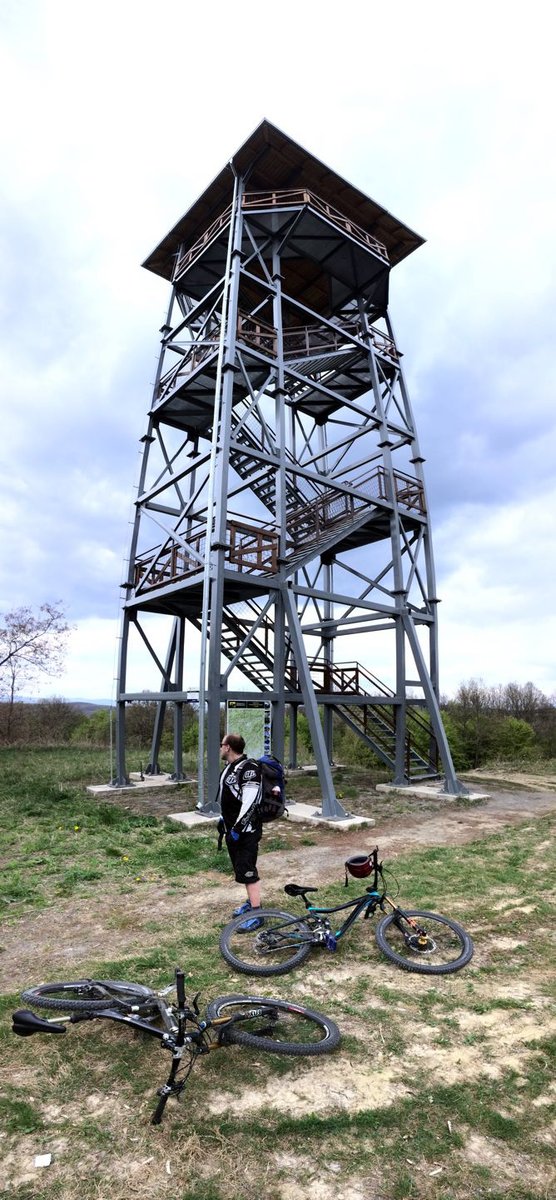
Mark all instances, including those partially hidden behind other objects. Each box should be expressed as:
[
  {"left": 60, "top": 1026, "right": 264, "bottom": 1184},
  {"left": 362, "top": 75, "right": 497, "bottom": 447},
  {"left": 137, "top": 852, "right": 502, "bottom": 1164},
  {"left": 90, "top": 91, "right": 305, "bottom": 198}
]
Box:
[
  {"left": 206, "top": 995, "right": 340, "bottom": 1055},
  {"left": 220, "top": 909, "right": 313, "bottom": 976},
  {"left": 20, "top": 980, "right": 159, "bottom": 1013},
  {"left": 376, "top": 910, "right": 473, "bottom": 975}
]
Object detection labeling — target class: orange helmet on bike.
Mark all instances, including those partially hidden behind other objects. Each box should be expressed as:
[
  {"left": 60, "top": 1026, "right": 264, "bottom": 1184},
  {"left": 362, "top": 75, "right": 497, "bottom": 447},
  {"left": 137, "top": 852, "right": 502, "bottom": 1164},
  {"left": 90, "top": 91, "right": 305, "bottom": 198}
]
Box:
[{"left": 345, "top": 854, "right": 373, "bottom": 878}]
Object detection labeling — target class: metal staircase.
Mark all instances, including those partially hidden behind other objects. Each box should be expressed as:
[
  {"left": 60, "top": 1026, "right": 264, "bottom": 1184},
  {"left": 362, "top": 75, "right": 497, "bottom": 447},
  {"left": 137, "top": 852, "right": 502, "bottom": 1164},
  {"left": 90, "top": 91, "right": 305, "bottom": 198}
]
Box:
[
  {"left": 192, "top": 590, "right": 436, "bottom": 778},
  {"left": 228, "top": 610, "right": 436, "bottom": 776},
  {"left": 319, "top": 662, "right": 437, "bottom": 777}
]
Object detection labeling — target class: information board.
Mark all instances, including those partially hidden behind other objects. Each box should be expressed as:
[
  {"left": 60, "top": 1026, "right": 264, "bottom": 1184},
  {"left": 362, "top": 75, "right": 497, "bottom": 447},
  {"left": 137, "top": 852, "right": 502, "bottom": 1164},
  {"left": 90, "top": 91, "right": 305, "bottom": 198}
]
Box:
[{"left": 226, "top": 700, "right": 271, "bottom": 758}]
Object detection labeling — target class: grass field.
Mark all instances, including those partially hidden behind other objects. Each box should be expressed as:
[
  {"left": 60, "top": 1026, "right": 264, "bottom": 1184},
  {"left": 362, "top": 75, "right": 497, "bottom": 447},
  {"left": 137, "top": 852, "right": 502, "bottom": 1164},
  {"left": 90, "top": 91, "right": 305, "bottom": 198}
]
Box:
[{"left": 1, "top": 748, "right": 555, "bottom": 1200}]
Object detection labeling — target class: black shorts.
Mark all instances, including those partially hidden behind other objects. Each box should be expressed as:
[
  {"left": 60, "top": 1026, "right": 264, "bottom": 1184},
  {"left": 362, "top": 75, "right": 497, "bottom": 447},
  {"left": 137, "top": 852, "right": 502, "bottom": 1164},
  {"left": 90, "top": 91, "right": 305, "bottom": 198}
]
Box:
[{"left": 226, "top": 830, "right": 261, "bottom": 885}]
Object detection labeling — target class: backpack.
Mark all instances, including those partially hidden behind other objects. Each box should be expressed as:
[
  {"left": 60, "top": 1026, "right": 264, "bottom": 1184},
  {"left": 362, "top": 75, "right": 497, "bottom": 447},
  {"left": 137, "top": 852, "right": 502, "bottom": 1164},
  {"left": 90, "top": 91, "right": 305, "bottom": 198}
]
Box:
[{"left": 252, "top": 754, "right": 287, "bottom": 823}]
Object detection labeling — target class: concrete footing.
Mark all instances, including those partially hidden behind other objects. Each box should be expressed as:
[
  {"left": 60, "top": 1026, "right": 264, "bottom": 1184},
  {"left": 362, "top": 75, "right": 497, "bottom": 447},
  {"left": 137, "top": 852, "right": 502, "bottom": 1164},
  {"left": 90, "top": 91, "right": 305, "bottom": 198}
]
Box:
[
  {"left": 375, "top": 782, "right": 490, "bottom": 801},
  {"left": 86, "top": 774, "right": 483, "bottom": 821},
  {"left": 87, "top": 772, "right": 194, "bottom": 795},
  {"left": 167, "top": 802, "right": 373, "bottom": 830}
]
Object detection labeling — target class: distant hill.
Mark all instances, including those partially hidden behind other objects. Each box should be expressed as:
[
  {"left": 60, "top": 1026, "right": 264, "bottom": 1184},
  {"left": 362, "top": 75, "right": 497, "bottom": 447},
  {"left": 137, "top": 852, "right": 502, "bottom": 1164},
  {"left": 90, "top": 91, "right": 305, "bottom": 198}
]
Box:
[
  {"left": 17, "top": 698, "right": 114, "bottom": 714},
  {"left": 69, "top": 700, "right": 113, "bottom": 716}
]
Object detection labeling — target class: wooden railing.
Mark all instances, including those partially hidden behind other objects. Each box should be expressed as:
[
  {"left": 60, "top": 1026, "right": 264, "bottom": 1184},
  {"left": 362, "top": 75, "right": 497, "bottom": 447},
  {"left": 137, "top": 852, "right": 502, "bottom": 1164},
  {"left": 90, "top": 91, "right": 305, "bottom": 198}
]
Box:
[
  {"left": 282, "top": 320, "right": 399, "bottom": 365},
  {"left": 310, "top": 661, "right": 395, "bottom": 698},
  {"left": 287, "top": 469, "right": 425, "bottom": 547},
  {"left": 236, "top": 313, "right": 399, "bottom": 365},
  {"left": 134, "top": 535, "right": 206, "bottom": 592},
  {"left": 236, "top": 311, "right": 278, "bottom": 356},
  {"left": 242, "top": 189, "right": 389, "bottom": 261},
  {"left": 227, "top": 520, "right": 279, "bottom": 573},
  {"left": 174, "top": 188, "right": 389, "bottom": 280},
  {"left": 174, "top": 203, "right": 233, "bottom": 280},
  {"left": 155, "top": 311, "right": 400, "bottom": 406},
  {"left": 133, "top": 518, "right": 279, "bottom": 594},
  {"left": 133, "top": 468, "right": 423, "bottom": 595}
]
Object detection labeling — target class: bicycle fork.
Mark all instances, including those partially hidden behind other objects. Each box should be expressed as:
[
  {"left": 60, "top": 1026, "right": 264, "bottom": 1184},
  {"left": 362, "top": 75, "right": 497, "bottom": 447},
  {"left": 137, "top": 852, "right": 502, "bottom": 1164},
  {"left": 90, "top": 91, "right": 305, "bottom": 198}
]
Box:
[
  {"left": 384, "top": 900, "right": 434, "bottom": 950},
  {"left": 152, "top": 969, "right": 205, "bottom": 1125}
]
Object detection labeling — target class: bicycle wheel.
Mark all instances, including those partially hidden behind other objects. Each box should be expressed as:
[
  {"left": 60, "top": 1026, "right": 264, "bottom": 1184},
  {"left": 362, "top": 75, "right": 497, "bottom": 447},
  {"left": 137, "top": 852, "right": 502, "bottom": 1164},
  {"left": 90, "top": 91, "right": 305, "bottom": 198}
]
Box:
[
  {"left": 375, "top": 909, "right": 474, "bottom": 975},
  {"left": 206, "top": 994, "right": 340, "bottom": 1056},
  {"left": 20, "top": 979, "right": 159, "bottom": 1013},
  {"left": 219, "top": 908, "right": 313, "bottom": 976}
]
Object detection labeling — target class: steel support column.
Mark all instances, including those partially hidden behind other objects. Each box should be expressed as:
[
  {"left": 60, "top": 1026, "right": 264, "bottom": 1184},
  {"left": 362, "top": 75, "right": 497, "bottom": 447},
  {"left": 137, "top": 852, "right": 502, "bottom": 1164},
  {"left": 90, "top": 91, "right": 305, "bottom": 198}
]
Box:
[{"left": 283, "top": 587, "right": 348, "bottom": 819}]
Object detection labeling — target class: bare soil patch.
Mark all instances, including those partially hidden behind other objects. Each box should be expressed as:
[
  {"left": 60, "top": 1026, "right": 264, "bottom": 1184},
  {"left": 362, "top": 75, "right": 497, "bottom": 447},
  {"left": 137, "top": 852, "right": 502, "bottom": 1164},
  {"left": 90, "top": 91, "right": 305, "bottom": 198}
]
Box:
[
  {"left": 1, "top": 781, "right": 555, "bottom": 992},
  {"left": 2, "top": 775, "right": 556, "bottom": 1199}
]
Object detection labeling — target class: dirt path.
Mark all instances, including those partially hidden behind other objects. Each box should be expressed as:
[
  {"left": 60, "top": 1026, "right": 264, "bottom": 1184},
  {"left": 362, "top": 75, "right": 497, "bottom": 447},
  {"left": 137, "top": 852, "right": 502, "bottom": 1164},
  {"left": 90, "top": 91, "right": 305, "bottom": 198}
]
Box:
[
  {"left": 2, "top": 782, "right": 555, "bottom": 993},
  {"left": 260, "top": 781, "right": 556, "bottom": 882},
  {"left": 348, "top": 783, "right": 556, "bottom": 859}
]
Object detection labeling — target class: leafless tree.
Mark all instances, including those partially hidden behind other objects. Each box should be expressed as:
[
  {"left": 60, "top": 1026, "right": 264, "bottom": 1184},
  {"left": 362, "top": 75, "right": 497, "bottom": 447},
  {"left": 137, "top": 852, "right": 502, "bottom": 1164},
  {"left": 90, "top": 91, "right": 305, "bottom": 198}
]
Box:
[{"left": 0, "top": 602, "right": 72, "bottom": 740}]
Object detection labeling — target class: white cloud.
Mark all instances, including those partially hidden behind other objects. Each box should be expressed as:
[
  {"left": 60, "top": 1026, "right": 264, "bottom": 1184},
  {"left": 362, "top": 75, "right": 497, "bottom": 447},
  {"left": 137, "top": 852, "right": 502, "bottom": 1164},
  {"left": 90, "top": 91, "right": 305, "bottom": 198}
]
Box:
[
  {"left": 435, "top": 487, "right": 556, "bottom": 696},
  {"left": 31, "top": 614, "right": 203, "bottom": 703},
  {"left": 30, "top": 618, "right": 121, "bottom": 703},
  {"left": 1, "top": 0, "right": 555, "bottom": 703}
]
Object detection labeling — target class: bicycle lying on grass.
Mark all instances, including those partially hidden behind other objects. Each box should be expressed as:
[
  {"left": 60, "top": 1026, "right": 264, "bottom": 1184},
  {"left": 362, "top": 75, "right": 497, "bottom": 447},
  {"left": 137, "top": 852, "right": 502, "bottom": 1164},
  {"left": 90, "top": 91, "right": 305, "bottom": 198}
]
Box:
[
  {"left": 220, "top": 847, "right": 474, "bottom": 978},
  {"left": 12, "top": 968, "right": 340, "bottom": 1124}
]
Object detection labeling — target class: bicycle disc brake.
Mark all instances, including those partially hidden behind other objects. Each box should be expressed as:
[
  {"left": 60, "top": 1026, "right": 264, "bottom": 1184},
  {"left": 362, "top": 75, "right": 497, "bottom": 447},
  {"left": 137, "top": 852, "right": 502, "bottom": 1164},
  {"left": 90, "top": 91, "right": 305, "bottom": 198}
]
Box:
[{"left": 405, "top": 931, "right": 437, "bottom": 954}]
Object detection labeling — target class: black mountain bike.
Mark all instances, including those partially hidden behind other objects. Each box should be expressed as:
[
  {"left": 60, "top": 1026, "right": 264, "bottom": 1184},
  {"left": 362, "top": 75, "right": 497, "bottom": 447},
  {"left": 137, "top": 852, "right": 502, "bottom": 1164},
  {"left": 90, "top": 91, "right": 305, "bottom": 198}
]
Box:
[
  {"left": 220, "top": 847, "right": 474, "bottom": 978},
  {"left": 12, "top": 968, "right": 340, "bottom": 1124}
]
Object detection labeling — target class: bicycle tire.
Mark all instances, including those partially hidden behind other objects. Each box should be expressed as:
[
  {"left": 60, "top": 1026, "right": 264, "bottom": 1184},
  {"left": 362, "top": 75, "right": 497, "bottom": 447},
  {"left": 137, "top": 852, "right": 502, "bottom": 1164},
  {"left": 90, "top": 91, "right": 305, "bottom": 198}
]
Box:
[
  {"left": 20, "top": 979, "right": 159, "bottom": 1013},
  {"left": 219, "top": 908, "right": 313, "bottom": 976},
  {"left": 375, "top": 909, "right": 474, "bottom": 975},
  {"left": 206, "top": 994, "right": 340, "bottom": 1056}
]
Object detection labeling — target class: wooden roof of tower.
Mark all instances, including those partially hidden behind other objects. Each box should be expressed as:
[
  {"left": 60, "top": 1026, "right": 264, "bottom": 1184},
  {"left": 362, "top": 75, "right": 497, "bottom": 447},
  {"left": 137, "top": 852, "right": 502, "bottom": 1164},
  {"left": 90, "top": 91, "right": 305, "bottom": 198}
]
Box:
[{"left": 142, "top": 119, "right": 424, "bottom": 281}]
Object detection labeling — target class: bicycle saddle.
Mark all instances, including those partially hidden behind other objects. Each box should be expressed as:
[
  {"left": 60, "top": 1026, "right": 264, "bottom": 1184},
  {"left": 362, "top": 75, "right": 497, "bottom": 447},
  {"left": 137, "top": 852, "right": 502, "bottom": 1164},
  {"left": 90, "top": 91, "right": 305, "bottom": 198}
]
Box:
[
  {"left": 284, "top": 884, "right": 318, "bottom": 897},
  {"left": 12, "top": 1009, "right": 67, "bottom": 1037}
]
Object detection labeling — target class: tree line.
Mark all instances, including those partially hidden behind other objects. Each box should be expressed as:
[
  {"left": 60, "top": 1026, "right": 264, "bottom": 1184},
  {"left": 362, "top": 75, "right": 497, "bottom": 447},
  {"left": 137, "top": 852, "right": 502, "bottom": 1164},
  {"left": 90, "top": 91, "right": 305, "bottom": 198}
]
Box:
[
  {"left": 440, "top": 679, "right": 556, "bottom": 768},
  {"left": 1, "top": 682, "right": 555, "bottom": 771},
  {"left": 1, "top": 603, "right": 555, "bottom": 769}
]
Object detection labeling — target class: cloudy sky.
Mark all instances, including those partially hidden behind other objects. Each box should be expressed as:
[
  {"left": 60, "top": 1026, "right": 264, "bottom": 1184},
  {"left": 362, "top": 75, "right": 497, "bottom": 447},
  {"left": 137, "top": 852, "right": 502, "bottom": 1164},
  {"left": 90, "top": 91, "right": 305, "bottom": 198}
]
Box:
[{"left": 1, "top": 0, "right": 554, "bottom": 703}]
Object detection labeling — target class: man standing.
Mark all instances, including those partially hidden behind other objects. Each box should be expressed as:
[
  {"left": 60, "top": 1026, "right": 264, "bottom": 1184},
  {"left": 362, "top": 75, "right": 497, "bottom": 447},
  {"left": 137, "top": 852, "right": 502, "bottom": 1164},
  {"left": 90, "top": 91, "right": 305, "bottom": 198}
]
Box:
[{"left": 218, "top": 733, "right": 263, "bottom": 930}]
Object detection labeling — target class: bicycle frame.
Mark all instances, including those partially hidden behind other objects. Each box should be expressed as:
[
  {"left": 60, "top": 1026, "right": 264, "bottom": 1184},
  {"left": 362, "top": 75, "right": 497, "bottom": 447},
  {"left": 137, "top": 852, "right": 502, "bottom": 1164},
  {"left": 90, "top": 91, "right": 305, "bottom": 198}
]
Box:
[
  {"left": 12, "top": 969, "right": 278, "bottom": 1125},
  {"left": 290, "top": 848, "right": 421, "bottom": 945},
  {"left": 307, "top": 889, "right": 384, "bottom": 941}
]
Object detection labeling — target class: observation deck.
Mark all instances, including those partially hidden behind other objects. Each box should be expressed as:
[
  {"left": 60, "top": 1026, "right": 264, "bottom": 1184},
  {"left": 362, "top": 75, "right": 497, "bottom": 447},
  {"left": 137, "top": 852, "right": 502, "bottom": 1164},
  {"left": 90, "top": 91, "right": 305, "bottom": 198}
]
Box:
[
  {"left": 143, "top": 119, "right": 424, "bottom": 317},
  {"left": 153, "top": 308, "right": 402, "bottom": 434}
]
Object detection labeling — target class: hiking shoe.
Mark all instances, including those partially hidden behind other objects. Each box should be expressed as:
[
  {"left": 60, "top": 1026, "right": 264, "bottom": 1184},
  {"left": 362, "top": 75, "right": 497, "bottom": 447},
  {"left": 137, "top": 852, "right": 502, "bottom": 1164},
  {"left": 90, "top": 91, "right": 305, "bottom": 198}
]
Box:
[
  {"left": 232, "top": 900, "right": 252, "bottom": 918},
  {"left": 237, "top": 915, "right": 264, "bottom": 933}
]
